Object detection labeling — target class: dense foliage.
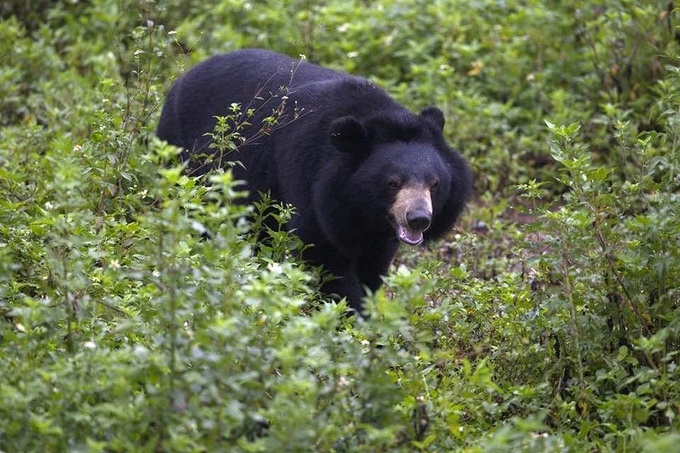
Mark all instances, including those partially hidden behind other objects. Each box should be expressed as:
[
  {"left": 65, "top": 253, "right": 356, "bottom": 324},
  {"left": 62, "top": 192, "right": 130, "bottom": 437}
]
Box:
[{"left": 1, "top": 0, "right": 679, "bottom": 451}]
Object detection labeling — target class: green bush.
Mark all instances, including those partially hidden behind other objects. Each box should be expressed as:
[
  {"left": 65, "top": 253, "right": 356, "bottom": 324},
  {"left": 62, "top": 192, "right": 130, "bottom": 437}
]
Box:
[{"left": 1, "top": 0, "right": 679, "bottom": 451}]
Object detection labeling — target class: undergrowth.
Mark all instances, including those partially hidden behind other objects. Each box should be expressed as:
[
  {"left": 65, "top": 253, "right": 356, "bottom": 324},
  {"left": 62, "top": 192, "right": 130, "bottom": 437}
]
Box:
[{"left": 1, "top": 1, "right": 679, "bottom": 451}]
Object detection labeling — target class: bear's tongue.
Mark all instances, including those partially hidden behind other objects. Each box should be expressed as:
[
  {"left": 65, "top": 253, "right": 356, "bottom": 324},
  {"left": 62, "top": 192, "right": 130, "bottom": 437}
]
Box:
[{"left": 398, "top": 225, "right": 424, "bottom": 245}]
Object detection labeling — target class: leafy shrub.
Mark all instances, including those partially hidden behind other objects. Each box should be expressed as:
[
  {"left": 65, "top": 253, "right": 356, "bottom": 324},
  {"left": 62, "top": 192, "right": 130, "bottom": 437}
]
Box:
[{"left": 1, "top": 1, "right": 680, "bottom": 451}]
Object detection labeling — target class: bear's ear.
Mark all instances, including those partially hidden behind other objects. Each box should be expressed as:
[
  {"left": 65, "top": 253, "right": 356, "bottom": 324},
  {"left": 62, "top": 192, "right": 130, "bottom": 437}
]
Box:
[
  {"left": 420, "top": 107, "right": 445, "bottom": 131},
  {"left": 330, "top": 116, "right": 367, "bottom": 154}
]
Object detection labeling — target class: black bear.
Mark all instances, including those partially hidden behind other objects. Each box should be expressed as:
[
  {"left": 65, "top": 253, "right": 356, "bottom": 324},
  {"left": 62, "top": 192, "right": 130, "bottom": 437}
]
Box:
[{"left": 157, "top": 49, "right": 473, "bottom": 311}]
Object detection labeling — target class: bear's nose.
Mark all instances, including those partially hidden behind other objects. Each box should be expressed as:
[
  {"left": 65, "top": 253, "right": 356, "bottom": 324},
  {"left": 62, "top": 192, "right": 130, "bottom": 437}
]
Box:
[{"left": 407, "top": 209, "right": 432, "bottom": 231}]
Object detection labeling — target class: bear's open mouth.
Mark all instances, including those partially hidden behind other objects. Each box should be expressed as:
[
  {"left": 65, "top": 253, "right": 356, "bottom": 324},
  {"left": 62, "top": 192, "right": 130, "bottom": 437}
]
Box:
[{"left": 397, "top": 225, "right": 424, "bottom": 245}]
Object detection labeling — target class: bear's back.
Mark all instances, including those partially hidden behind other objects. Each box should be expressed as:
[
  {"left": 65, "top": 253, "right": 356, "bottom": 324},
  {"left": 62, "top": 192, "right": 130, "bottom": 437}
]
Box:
[
  {"left": 182, "top": 49, "right": 347, "bottom": 99},
  {"left": 159, "top": 50, "right": 359, "bottom": 150},
  {"left": 158, "top": 49, "right": 400, "bottom": 159}
]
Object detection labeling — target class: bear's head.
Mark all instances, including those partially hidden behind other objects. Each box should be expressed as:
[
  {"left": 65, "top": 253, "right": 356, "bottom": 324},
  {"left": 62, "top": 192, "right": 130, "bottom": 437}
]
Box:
[{"left": 330, "top": 107, "right": 469, "bottom": 245}]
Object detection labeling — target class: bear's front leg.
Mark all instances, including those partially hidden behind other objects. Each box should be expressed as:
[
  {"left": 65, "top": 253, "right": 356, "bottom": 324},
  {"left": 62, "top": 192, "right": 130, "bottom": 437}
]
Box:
[
  {"left": 320, "top": 272, "right": 365, "bottom": 313},
  {"left": 357, "top": 240, "right": 399, "bottom": 294},
  {"left": 303, "top": 245, "right": 366, "bottom": 312}
]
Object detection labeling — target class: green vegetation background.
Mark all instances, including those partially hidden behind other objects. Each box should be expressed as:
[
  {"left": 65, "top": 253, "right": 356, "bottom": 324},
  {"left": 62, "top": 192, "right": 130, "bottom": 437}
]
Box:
[{"left": 1, "top": 0, "right": 679, "bottom": 451}]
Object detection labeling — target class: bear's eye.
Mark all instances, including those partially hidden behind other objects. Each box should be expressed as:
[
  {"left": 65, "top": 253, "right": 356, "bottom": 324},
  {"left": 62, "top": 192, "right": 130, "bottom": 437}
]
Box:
[
  {"left": 430, "top": 181, "right": 439, "bottom": 192},
  {"left": 387, "top": 179, "right": 401, "bottom": 191}
]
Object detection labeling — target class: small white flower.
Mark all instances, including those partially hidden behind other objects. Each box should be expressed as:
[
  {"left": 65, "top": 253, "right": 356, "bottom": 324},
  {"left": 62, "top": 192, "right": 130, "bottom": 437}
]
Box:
[
  {"left": 531, "top": 432, "right": 549, "bottom": 438},
  {"left": 337, "top": 23, "right": 350, "bottom": 33},
  {"left": 347, "top": 51, "right": 359, "bottom": 59},
  {"left": 110, "top": 259, "right": 121, "bottom": 270},
  {"left": 361, "top": 339, "right": 370, "bottom": 354},
  {"left": 267, "top": 262, "right": 283, "bottom": 274},
  {"left": 83, "top": 341, "right": 96, "bottom": 350},
  {"left": 134, "top": 344, "right": 149, "bottom": 359}
]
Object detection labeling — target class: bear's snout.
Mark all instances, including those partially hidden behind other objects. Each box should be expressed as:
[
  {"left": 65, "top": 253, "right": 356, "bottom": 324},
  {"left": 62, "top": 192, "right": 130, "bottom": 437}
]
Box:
[
  {"left": 390, "top": 184, "right": 433, "bottom": 245},
  {"left": 407, "top": 208, "right": 432, "bottom": 231}
]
